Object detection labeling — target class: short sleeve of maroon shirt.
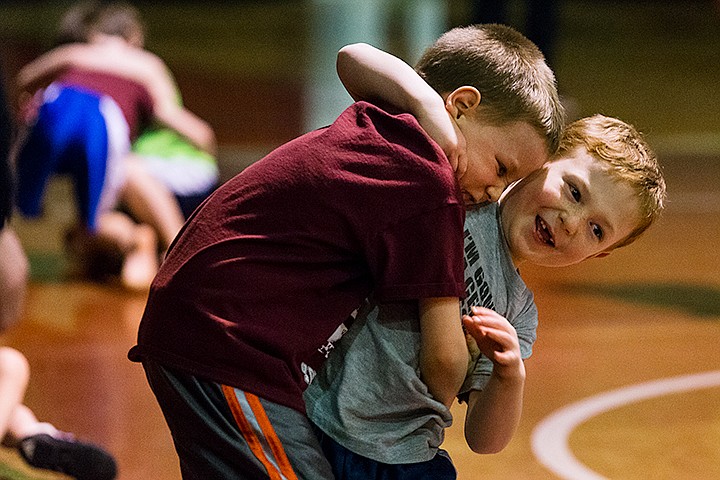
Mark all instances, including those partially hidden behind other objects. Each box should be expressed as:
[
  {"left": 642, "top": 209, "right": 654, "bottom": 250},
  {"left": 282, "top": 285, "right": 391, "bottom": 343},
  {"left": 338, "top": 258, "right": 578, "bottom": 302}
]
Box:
[{"left": 129, "top": 102, "right": 466, "bottom": 412}]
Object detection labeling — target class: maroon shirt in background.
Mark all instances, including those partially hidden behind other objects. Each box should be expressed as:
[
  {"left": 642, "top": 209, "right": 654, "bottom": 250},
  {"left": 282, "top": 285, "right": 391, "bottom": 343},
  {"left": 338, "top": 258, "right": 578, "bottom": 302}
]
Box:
[
  {"left": 58, "top": 68, "right": 153, "bottom": 140},
  {"left": 129, "top": 102, "right": 466, "bottom": 413}
]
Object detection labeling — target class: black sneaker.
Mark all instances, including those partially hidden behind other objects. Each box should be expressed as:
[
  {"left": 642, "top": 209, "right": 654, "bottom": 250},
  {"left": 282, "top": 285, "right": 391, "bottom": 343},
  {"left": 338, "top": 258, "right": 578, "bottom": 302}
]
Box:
[{"left": 18, "top": 433, "right": 117, "bottom": 480}]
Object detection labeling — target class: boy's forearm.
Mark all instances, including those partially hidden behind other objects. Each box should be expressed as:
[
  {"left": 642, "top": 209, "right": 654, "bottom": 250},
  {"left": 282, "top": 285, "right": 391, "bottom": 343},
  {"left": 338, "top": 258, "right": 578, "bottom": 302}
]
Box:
[
  {"left": 17, "top": 47, "right": 73, "bottom": 93},
  {"left": 337, "top": 43, "right": 442, "bottom": 115},
  {"left": 418, "top": 297, "right": 468, "bottom": 408},
  {"left": 464, "top": 364, "right": 526, "bottom": 454},
  {"left": 155, "top": 105, "right": 217, "bottom": 156}
]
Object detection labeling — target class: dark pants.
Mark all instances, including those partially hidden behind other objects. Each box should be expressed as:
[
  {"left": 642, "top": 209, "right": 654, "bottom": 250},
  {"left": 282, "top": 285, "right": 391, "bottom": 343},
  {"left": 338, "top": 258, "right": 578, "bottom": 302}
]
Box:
[
  {"left": 143, "top": 360, "right": 335, "bottom": 480},
  {"left": 313, "top": 424, "right": 457, "bottom": 480}
]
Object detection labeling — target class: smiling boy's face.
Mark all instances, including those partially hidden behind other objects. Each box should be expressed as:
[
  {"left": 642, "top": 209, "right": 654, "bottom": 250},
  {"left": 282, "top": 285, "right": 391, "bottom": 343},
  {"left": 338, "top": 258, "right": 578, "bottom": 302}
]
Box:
[{"left": 499, "top": 147, "right": 642, "bottom": 267}]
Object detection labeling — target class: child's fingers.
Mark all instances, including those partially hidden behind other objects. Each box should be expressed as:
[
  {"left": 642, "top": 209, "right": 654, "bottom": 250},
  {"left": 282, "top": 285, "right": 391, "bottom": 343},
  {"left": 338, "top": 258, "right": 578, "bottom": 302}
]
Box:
[
  {"left": 474, "top": 326, "right": 517, "bottom": 351},
  {"left": 475, "top": 333, "right": 522, "bottom": 368},
  {"left": 464, "top": 309, "right": 513, "bottom": 334},
  {"left": 470, "top": 305, "right": 503, "bottom": 318},
  {"left": 463, "top": 315, "right": 520, "bottom": 361}
]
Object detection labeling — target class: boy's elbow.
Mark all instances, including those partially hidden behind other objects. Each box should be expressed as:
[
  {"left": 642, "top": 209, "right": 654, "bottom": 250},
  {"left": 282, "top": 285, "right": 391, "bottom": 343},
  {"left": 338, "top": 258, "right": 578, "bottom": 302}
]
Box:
[
  {"left": 431, "top": 349, "right": 469, "bottom": 378},
  {"left": 468, "top": 440, "right": 508, "bottom": 455},
  {"left": 465, "top": 433, "right": 510, "bottom": 455},
  {"left": 0, "top": 230, "right": 29, "bottom": 332},
  {"left": 423, "top": 350, "right": 468, "bottom": 404}
]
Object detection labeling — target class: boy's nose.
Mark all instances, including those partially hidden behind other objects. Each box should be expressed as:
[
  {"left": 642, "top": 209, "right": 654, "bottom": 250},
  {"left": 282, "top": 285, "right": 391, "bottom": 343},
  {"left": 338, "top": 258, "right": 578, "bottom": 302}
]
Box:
[
  {"left": 559, "top": 210, "right": 582, "bottom": 236},
  {"left": 486, "top": 181, "right": 507, "bottom": 203}
]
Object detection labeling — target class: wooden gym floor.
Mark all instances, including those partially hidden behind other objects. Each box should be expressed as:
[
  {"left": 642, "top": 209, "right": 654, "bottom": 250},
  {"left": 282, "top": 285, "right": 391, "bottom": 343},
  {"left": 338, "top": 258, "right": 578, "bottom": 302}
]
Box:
[{"left": 2, "top": 149, "right": 718, "bottom": 480}]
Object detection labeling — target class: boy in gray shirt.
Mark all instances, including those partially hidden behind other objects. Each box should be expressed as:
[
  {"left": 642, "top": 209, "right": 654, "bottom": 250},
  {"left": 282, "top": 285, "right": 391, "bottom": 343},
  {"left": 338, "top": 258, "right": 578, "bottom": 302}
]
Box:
[{"left": 305, "top": 114, "right": 666, "bottom": 479}]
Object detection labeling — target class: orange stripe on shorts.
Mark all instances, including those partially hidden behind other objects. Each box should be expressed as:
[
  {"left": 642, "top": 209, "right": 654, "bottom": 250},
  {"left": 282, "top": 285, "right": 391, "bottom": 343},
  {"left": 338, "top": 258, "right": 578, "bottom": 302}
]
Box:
[
  {"left": 245, "top": 392, "right": 298, "bottom": 480},
  {"left": 221, "top": 385, "right": 298, "bottom": 480}
]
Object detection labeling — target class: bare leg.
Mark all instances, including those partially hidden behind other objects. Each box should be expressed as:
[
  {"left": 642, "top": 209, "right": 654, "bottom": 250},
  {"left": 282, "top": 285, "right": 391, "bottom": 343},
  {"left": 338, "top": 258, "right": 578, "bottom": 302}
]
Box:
[
  {"left": 0, "top": 228, "right": 29, "bottom": 332},
  {"left": 0, "top": 347, "right": 117, "bottom": 478},
  {"left": 121, "top": 154, "right": 185, "bottom": 251},
  {"left": 94, "top": 211, "right": 159, "bottom": 291},
  {"left": 2, "top": 405, "right": 59, "bottom": 448},
  {"left": 0, "top": 347, "right": 30, "bottom": 444}
]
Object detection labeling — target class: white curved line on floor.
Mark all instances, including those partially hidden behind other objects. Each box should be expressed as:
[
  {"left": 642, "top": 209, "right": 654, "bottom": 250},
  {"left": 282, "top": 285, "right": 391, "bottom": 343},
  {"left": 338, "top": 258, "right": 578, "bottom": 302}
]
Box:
[{"left": 531, "top": 370, "right": 720, "bottom": 480}]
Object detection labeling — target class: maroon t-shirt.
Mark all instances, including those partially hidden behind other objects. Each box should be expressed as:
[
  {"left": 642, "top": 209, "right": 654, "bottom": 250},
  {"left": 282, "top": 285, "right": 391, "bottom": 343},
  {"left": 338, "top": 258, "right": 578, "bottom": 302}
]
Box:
[
  {"left": 58, "top": 68, "right": 153, "bottom": 140},
  {"left": 129, "top": 102, "right": 466, "bottom": 412}
]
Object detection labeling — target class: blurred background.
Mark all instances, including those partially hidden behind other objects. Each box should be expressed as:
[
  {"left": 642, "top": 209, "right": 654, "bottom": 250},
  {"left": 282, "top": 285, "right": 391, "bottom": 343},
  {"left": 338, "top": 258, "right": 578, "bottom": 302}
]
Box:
[
  {"left": 2, "top": 0, "right": 720, "bottom": 155},
  {"left": 0, "top": 2, "right": 719, "bottom": 479}
]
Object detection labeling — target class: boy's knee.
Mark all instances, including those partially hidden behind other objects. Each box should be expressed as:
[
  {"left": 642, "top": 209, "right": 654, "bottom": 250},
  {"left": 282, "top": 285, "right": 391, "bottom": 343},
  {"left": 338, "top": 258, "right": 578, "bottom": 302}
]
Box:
[{"left": 0, "top": 347, "right": 31, "bottom": 386}]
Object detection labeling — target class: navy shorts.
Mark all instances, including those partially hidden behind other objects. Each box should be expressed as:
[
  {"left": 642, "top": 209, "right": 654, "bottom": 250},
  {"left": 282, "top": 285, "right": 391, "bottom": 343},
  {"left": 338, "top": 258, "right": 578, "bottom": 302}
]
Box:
[{"left": 313, "top": 423, "right": 457, "bottom": 480}]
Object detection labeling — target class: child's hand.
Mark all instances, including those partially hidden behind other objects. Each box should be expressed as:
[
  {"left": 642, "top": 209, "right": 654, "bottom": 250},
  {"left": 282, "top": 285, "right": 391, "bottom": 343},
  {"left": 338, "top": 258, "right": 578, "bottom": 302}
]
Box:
[
  {"left": 462, "top": 306, "right": 523, "bottom": 380},
  {"left": 416, "top": 108, "right": 467, "bottom": 179}
]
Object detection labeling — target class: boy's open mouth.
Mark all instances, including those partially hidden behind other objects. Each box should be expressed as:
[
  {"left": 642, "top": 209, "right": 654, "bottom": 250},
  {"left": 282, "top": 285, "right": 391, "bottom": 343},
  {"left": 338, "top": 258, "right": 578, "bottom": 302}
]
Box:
[{"left": 535, "top": 215, "right": 555, "bottom": 247}]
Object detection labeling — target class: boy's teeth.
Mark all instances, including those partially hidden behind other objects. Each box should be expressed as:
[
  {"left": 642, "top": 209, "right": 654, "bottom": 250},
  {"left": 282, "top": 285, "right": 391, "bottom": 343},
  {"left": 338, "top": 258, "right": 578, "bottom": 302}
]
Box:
[{"left": 536, "top": 216, "right": 554, "bottom": 246}]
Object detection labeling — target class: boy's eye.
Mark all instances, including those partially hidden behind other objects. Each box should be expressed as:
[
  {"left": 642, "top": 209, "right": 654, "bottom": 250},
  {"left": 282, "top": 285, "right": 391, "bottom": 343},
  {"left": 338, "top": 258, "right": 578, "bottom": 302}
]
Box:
[
  {"left": 569, "top": 184, "right": 581, "bottom": 201},
  {"left": 591, "top": 223, "right": 604, "bottom": 240},
  {"left": 497, "top": 161, "right": 507, "bottom": 177}
]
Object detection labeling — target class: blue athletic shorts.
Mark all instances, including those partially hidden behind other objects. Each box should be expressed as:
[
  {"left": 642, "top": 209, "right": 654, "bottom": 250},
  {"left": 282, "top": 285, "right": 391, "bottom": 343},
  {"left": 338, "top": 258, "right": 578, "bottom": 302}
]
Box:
[{"left": 15, "top": 84, "right": 128, "bottom": 231}]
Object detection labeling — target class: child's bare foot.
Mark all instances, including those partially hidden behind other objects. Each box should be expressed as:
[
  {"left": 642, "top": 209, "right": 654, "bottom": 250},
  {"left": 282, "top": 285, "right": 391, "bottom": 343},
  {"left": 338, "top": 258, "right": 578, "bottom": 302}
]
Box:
[{"left": 121, "top": 224, "right": 158, "bottom": 291}]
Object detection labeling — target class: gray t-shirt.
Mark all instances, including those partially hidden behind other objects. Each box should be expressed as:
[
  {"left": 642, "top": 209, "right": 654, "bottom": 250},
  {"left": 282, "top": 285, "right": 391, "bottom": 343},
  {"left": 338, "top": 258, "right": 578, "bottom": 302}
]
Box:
[{"left": 304, "top": 204, "right": 538, "bottom": 464}]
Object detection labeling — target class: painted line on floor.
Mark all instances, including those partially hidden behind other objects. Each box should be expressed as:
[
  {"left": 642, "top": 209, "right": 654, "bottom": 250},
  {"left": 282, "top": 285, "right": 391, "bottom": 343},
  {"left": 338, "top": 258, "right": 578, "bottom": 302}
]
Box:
[{"left": 530, "top": 370, "right": 720, "bottom": 480}]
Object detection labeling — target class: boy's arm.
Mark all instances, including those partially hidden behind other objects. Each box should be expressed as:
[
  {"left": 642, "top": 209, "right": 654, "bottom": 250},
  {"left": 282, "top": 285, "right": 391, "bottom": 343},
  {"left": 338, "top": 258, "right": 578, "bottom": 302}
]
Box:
[
  {"left": 16, "top": 44, "right": 84, "bottom": 93},
  {"left": 337, "top": 43, "right": 465, "bottom": 176},
  {"left": 418, "top": 297, "right": 469, "bottom": 408},
  {"left": 151, "top": 101, "right": 217, "bottom": 156},
  {"left": 461, "top": 307, "right": 526, "bottom": 454},
  {"left": 108, "top": 51, "right": 217, "bottom": 156},
  {"left": 17, "top": 44, "right": 216, "bottom": 156}
]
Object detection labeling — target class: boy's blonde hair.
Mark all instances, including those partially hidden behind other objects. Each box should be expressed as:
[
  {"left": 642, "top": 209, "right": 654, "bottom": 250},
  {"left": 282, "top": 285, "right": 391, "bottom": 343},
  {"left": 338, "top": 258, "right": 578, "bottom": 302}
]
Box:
[
  {"left": 415, "top": 23, "right": 565, "bottom": 155},
  {"left": 557, "top": 114, "right": 666, "bottom": 249}
]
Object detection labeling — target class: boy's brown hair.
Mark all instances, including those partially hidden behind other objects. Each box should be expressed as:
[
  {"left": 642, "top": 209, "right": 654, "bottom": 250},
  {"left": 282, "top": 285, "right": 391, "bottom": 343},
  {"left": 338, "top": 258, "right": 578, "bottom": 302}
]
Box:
[
  {"left": 415, "top": 23, "right": 565, "bottom": 155},
  {"left": 557, "top": 114, "right": 666, "bottom": 249},
  {"left": 56, "top": 1, "right": 145, "bottom": 46}
]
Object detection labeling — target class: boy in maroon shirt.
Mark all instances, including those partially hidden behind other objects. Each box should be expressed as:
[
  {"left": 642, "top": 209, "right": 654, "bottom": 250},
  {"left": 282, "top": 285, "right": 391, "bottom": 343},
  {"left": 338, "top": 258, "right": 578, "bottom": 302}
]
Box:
[{"left": 129, "top": 24, "right": 564, "bottom": 479}]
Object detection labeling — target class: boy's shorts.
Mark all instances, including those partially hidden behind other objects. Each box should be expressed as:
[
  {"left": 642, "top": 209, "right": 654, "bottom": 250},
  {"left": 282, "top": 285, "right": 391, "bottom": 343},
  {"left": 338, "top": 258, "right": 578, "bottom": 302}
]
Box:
[
  {"left": 15, "top": 84, "right": 129, "bottom": 231},
  {"left": 313, "top": 424, "right": 457, "bottom": 480},
  {"left": 131, "top": 126, "right": 219, "bottom": 218},
  {"left": 141, "top": 155, "right": 218, "bottom": 218},
  {"left": 142, "top": 360, "right": 335, "bottom": 480}
]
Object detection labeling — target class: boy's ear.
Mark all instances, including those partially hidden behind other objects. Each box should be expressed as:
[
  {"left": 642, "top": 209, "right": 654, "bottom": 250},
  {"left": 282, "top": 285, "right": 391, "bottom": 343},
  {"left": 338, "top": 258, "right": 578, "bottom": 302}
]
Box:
[{"left": 445, "top": 86, "right": 482, "bottom": 120}]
